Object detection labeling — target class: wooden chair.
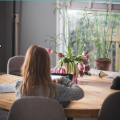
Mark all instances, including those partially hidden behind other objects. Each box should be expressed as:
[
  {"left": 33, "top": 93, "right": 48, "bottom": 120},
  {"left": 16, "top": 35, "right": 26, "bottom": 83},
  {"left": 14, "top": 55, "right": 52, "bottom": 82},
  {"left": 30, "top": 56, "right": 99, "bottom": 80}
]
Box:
[
  {"left": 7, "top": 56, "right": 24, "bottom": 76},
  {"left": 7, "top": 96, "right": 65, "bottom": 120},
  {"left": 97, "top": 91, "right": 120, "bottom": 120}
]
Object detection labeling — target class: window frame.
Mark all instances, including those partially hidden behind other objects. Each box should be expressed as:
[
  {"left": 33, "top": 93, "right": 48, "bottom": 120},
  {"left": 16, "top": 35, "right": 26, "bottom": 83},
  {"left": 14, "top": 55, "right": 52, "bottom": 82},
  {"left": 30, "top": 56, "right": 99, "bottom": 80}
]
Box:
[{"left": 56, "top": 1, "right": 120, "bottom": 69}]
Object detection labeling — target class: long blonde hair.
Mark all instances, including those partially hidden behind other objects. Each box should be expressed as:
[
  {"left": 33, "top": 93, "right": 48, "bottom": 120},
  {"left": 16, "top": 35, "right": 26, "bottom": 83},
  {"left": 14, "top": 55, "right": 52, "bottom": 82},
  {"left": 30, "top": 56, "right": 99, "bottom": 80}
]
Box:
[{"left": 20, "top": 45, "right": 55, "bottom": 97}]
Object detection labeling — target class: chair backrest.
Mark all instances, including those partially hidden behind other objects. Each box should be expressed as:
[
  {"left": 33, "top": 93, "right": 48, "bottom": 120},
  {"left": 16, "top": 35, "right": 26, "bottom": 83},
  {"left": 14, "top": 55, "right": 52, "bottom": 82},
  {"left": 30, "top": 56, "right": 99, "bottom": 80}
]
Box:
[
  {"left": 7, "top": 56, "right": 25, "bottom": 76},
  {"left": 7, "top": 96, "right": 65, "bottom": 120},
  {"left": 97, "top": 91, "right": 120, "bottom": 120}
]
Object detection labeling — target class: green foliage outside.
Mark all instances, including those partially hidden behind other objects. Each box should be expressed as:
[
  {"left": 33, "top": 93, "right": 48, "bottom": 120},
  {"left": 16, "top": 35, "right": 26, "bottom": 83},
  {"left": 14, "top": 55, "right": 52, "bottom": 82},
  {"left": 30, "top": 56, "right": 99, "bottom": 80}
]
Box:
[
  {"left": 68, "top": 9, "right": 120, "bottom": 70},
  {"left": 45, "top": 2, "right": 120, "bottom": 71}
]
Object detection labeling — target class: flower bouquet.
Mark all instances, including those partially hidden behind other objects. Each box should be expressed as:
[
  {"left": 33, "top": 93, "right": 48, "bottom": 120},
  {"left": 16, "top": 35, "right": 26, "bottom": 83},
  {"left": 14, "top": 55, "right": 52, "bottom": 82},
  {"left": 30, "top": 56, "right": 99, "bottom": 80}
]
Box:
[{"left": 46, "top": 46, "right": 90, "bottom": 84}]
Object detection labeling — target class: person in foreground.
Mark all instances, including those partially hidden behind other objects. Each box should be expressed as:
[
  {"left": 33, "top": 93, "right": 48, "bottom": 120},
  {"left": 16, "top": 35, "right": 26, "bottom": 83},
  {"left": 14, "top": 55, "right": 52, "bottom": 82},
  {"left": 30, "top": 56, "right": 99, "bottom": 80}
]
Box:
[{"left": 15, "top": 45, "right": 84, "bottom": 108}]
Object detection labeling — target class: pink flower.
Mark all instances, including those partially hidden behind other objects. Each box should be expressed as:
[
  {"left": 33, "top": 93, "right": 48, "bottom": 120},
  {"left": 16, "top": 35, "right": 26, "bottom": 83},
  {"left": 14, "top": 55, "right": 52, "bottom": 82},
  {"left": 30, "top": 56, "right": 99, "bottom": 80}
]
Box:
[
  {"left": 52, "top": 67, "right": 58, "bottom": 73},
  {"left": 58, "top": 67, "right": 62, "bottom": 73},
  {"left": 73, "top": 78, "right": 77, "bottom": 84},
  {"left": 83, "top": 55, "right": 89, "bottom": 59},
  {"left": 79, "top": 71, "right": 84, "bottom": 77},
  {"left": 78, "top": 63, "right": 84, "bottom": 71},
  {"left": 83, "top": 59, "right": 88, "bottom": 65},
  {"left": 72, "top": 74, "right": 77, "bottom": 84},
  {"left": 82, "top": 51, "right": 88, "bottom": 56},
  {"left": 60, "top": 68, "right": 66, "bottom": 74},
  {"left": 57, "top": 53, "right": 63, "bottom": 58},
  {"left": 72, "top": 74, "right": 75, "bottom": 80},
  {"left": 85, "top": 65, "right": 90, "bottom": 72},
  {"left": 46, "top": 48, "right": 53, "bottom": 54}
]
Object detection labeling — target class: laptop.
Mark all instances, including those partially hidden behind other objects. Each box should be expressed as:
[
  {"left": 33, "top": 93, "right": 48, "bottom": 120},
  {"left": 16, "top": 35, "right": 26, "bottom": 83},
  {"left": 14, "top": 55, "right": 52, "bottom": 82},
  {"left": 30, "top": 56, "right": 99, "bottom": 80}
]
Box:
[{"left": 51, "top": 73, "right": 73, "bottom": 81}]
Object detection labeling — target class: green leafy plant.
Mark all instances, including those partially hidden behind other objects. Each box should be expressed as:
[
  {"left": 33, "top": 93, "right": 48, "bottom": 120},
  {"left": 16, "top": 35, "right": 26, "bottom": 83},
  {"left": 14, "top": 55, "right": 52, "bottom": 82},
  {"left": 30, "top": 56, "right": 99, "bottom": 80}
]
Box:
[
  {"left": 81, "top": 4, "right": 117, "bottom": 60},
  {"left": 56, "top": 46, "right": 84, "bottom": 75}
]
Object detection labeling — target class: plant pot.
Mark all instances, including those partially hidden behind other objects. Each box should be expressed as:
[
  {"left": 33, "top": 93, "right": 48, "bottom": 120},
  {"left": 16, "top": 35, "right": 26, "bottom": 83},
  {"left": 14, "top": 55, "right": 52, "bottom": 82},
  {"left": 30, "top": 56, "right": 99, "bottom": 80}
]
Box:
[
  {"left": 62, "top": 62, "right": 79, "bottom": 78},
  {"left": 95, "top": 59, "right": 112, "bottom": 71}
]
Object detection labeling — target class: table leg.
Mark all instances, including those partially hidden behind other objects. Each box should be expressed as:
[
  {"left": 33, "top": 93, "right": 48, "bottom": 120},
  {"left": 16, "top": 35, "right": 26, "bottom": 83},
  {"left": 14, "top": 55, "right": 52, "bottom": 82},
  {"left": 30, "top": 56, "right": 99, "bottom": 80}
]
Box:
[{"left": 67, "top": 118, "right": 73, "bottom": 120}]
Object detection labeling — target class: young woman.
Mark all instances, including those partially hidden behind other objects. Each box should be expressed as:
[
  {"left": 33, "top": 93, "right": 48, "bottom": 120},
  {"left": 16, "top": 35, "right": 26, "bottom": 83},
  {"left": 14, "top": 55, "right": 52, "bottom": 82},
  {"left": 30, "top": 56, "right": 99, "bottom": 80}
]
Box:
[{"left": 15, "top": 45, "right": 84, "bottom": 107}]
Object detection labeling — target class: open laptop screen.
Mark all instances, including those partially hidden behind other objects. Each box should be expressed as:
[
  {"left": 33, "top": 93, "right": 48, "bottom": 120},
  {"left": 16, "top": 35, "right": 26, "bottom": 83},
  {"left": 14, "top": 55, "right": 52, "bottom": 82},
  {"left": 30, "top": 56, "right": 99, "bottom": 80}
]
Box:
[{"left": 51, "top": 73, "right": 73, "bottom": 81}]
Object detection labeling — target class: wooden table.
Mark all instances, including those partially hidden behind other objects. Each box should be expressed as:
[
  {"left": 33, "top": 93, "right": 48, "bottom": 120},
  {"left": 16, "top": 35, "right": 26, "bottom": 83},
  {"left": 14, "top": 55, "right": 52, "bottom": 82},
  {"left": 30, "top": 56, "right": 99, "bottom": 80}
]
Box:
[{"left": 0, "top": 73, "right": 120, "bottom": 119}]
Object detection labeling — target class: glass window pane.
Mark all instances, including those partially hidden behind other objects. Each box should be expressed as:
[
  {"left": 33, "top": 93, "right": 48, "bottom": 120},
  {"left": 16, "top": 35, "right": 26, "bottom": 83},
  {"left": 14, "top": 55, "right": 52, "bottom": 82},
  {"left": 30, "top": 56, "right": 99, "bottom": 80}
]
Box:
[{"left": 67, "top": 9, "right": 120, "bottom": 71}]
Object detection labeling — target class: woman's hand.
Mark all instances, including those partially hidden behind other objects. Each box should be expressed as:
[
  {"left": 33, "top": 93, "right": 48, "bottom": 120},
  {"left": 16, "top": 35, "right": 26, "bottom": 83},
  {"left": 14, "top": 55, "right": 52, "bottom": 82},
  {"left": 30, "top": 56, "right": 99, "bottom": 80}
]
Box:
[{"left": 52, "top": 78, "right": 61, "bottom": 84}]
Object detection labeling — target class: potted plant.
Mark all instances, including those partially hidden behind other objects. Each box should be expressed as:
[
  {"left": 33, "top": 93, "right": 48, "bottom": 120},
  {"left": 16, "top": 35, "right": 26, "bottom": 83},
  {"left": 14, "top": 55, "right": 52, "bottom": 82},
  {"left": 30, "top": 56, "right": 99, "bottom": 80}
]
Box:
[
  {"left": 81, "top": 4, "right": 117, "bottom": 71},
  {"left": 46, "top": 46, "right": 90, "bottom": 83},
  {"left": 45, "top": 3, "right": 90, "bottom": 83}
]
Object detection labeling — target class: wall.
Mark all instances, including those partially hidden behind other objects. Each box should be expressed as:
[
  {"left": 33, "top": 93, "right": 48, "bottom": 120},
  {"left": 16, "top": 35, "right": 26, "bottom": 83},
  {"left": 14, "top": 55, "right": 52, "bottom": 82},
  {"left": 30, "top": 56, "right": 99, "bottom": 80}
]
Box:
[
  {"left": 0, "top": 1, "right": 56, "bottom": 72},
  {"left": 6, "top": 1, "right": 13, "bottom": 73},
  {"left": 19, "top": 1, "right": 56, "bottom": 66},
  {"left": 0, "top": 2, "right": 7, "bottom": 72},
  {"left": 0, "top": 2, "right": 13, "bottom": 73},
  {"left": 0, "top": 1, "right": 20, "bottom": 73}
]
